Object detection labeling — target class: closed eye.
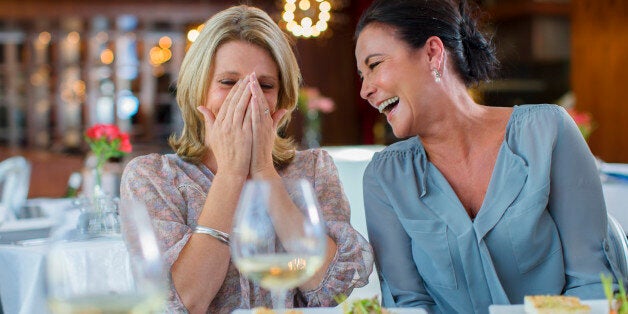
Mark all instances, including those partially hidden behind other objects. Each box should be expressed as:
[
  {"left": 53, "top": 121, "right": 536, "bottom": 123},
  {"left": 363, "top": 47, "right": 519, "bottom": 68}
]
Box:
[
  {"left": 368, "top": 61, "right": 382, "bottom": 70},
  {"left": 259, "top": 83, "right": 274, "bottom": 90},
  {"left": 219, "top": 79, "right": 236, "bottom": 86}
]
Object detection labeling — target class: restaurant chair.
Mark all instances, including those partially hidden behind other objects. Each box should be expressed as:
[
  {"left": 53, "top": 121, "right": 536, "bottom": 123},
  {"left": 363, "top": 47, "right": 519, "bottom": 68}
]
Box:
[
  {"left": 607, "top": 213, "right": 628, "bottom": 283},
  {"left": 0, "top": 156, "right": 31, "bottom": 222}
]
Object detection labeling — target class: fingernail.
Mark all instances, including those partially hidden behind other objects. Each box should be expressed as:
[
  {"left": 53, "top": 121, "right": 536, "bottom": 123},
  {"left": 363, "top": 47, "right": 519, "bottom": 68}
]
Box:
[{"left": 251, "top": 72, "right": 257, "bottom": 81}]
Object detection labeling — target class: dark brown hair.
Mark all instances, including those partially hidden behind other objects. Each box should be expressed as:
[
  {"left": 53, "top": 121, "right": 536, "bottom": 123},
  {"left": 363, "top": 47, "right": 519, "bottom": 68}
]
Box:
[{"left": 356, "top": 0, "right": 499, "bottom": 86}]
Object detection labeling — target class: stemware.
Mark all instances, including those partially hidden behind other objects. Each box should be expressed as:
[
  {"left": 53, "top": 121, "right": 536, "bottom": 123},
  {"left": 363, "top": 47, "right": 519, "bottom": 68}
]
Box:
[
  {"left": 46, "top": 199, "right": 168, "bottom": 313},
  {"left": 231, "top": 179, "right": 327, "bottom": 310}
]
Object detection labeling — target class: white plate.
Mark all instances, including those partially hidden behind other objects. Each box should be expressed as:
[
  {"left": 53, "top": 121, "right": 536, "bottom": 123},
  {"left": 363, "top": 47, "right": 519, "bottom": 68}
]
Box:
[
  {"left": 0, "top": 217, "right": 55, "bottom": 244},
  {"left": 0, "top": 217, "right": 54, "bottom": 232},
  {"left": 233, "top": 307, "right": 427, "bottom": 314},
  {"left": 489, "top": 299, "right": 608, "bottom": 314}
]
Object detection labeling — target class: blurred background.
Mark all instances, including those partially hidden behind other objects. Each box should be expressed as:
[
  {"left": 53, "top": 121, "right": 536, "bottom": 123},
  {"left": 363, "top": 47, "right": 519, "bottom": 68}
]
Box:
[{"left": 0, "top": 0, "right": 626, "bottom": 197}]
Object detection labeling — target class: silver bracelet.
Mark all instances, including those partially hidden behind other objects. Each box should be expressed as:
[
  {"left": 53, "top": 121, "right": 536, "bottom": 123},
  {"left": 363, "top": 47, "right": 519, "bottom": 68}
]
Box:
[{"left": 193, "top": 225, "right": 230, "bottom": 245}]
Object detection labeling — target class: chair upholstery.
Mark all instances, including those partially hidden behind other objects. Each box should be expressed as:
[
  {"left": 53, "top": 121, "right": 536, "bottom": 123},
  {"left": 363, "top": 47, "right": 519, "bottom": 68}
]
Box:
[
  {"left": 0, "top": 156, "right": 31, "bottom": 222},
  {"left": 607, "top": 213, "right": 628, "bottom": 283}
]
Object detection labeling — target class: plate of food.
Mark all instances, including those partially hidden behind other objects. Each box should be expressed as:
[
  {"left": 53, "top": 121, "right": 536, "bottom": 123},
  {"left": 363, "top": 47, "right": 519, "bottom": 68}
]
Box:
[
  {"left": 233, "top": 308, "right": 426, "bottom": 314},
  {"left": 489, "top": 296, "right": 608, "bottom": 314},
  {"left": 233, "top": 297, "right": 427, "bottom": 314}
]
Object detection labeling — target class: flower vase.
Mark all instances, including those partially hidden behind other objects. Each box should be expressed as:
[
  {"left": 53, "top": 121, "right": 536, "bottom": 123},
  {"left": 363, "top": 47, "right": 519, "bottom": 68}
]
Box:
[
  {"left": 303, "top": 110, "right": 321, "bottom": 148},
  {"left": 74, "top": 167, "right": 120, "bottom": 236}
]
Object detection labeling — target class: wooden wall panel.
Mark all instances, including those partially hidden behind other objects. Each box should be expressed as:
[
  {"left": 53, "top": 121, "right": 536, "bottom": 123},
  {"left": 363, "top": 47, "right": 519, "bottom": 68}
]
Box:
[{"left": 572, "top": 0, "right": 628, "bottom": 162}]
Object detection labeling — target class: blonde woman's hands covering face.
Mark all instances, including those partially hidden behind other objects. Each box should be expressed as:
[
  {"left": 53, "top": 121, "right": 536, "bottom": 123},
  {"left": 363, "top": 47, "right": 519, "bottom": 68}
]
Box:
[
  {"left": 249, "top": 73, "right": 286, "bottom": 179},
  {"left": 197, "top": 75, "right": 254, "bottom": 178}
]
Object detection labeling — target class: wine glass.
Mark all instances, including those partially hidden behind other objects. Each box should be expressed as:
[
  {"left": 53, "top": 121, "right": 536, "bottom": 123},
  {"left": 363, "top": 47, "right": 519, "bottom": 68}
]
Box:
[
  {"left": 46, "top": 199, "right": 168, "bottom": 313},
  {"left": 231, "top": 179, "right": 327, "bottom": 311}
]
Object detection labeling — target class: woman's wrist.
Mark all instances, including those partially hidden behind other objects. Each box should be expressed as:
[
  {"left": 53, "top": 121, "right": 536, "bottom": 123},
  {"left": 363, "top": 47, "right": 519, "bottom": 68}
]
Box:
[{"left": 250, "top": 166, "right": 280, "bottom": 180}]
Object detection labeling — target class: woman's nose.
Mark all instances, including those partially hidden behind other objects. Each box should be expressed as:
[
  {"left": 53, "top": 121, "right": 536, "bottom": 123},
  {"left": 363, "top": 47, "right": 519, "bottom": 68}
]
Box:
[{"left": 360, "top": 78, "right": 375, "bottom": 100}]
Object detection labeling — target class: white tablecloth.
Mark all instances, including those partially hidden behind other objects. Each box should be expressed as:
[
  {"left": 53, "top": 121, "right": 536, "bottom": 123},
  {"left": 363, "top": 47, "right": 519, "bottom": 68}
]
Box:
[
  {"left": 0, "top": 244, "right": 48, "bottom": 314},
  {"left": 0, "top": 237, "right": 131, "bottom": 314},
  {"left": 600, "top": 163, "right": 628, "bottom": 229}
]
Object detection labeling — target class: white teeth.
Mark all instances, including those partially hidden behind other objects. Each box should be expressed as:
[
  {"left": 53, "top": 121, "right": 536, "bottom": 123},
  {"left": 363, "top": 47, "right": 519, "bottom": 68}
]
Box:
[{"left": 377, "top": 96, "right": 399, "bottom": 113}]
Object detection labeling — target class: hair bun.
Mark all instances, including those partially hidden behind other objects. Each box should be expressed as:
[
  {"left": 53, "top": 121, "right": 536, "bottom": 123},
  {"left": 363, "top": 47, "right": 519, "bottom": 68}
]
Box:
[{"left": 457, "top": 0, "right": 499, "bottom": 84}]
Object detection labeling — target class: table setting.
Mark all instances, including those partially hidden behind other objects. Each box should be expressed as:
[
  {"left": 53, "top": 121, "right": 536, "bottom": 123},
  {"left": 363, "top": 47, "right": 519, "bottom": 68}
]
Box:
[{"left": 0, "top": 197, "right": 169, "bottom": 314}]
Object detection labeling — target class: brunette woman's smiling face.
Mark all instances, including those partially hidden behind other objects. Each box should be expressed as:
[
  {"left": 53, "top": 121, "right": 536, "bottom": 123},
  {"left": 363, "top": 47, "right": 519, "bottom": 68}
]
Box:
[{"left": 356, "top": 24, "right": 438, "bottom": 138}]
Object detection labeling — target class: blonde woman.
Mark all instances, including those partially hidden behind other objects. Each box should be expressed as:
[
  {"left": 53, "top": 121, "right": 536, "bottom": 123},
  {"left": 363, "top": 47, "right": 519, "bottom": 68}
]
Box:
[{"left": 121, "top": 5, "right": 373, "bottom": 313}]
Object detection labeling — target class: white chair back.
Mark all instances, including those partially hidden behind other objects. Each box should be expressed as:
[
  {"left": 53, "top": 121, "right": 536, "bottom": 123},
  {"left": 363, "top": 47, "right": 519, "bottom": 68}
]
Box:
[
  {"left": 0, "top": 156, "right": 31, "bottom": 222},
  {"left": 607, "top": 213, "right": 628, "bottom": 283},
  {"left": 325, "top": 146, "right": 384, "bottom": 302}
]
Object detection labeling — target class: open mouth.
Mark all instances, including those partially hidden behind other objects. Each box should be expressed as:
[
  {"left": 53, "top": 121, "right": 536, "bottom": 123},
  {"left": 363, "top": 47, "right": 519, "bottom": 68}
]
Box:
[{"left": 377, "top": 96, "right": 399, "bottom": 114}]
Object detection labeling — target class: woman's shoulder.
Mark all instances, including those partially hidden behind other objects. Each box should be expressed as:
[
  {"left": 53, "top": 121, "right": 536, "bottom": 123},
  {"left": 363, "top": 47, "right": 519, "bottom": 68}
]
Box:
[
  {"left": 511, "top": 104, "right": 568, "bottom": 124},
  {"left": 371, "top": 137, "right": 423, "bottom": 161},
  {"left": 281, "top": 149, "right": 337, "bottom": 178},
  {"left": 507, "top": 104, "right": 570, "bottom": 137},
  {"left": 124, "top": 153, "right": 195, "bottom": 176},
  {"left": 288, "top": 149, "right": 332, "bottom": 170}
]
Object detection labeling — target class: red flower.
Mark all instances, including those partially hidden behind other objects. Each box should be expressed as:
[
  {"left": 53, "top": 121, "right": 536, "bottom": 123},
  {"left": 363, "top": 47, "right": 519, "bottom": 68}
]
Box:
[
  {"left": 118, "top": 133, "right": 132, "bottom": 153},
  {"left": 567, "top": 108, "right": 596, "bottom": 141},
  {"left": 85, "top": 124, "right": 133, "bottom": 165},
  {"left": 85, "top": 124, "right": 133, "bottom": 189}
]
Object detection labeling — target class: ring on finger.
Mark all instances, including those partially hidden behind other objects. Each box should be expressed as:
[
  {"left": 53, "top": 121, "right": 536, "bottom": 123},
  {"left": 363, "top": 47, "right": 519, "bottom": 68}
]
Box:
[{"left": 264, "top": 108, "right": 270, "bottom": 115}]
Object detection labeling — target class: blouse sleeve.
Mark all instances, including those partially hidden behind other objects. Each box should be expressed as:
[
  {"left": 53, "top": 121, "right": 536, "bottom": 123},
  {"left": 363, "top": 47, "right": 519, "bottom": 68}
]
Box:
[
  {"left": 548, "top": 107, "right": 611, "bottom": 298},
  {"left": 120, "top": 154, "right": 191, "bottom": 312},
  {"left": 363, "top": 157, "right": 435, "bottom": 310},
  {"left": 299, "top": 150, "right": 374, "bottom": 306}
]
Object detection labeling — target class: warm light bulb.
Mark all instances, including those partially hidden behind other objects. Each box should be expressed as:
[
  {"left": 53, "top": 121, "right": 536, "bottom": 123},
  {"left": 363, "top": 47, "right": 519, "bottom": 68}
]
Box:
[
  {"left": 285, "top": 2, "right": 296, "bottom": 12},
  {"left": 301, "top": 17, "right": 313, "bottom": 28},
  {"left": 320, "top": 1, "right": 331, "bottom": 12},
  {"left": 187, "top": 29, "right": 199, "bottom": 42},
  {"left": 299, "top": 0, "right": 311, "bottom": 11},
  {"left": 319, "top": 11, "right": 331, "bottom": 22},
  {"left": 283, "top": 11, "right": 295, "bottom": 22},
  {"left": 158, "top": 36, "right": 172, "bottom": 49},
  {"left": 100, "top": 48, "right": 114, "bottom": 64}
]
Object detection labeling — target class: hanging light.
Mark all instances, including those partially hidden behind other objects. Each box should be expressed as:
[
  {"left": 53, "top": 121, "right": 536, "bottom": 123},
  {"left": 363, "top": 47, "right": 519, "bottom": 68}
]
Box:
[{"left": 282, "top": 0, "right": 332, "bottom": 38}]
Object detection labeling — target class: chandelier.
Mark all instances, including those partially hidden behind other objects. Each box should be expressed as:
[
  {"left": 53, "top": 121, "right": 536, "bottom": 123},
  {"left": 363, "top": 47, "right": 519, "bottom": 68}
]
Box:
[{"left": 281, "top": 0, "right": 332, "bottom": 38}]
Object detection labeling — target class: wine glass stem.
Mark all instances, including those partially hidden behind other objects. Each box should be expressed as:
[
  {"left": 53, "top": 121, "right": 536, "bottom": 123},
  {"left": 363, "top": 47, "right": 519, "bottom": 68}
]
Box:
[{"left": 272, "top": 288, "right": 288, "bottom": 312}]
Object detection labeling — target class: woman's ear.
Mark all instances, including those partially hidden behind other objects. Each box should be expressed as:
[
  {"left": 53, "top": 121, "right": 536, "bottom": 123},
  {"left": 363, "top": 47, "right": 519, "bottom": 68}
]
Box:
[{"left": 425, "top": 36, "right": 445, "bottom": 71}]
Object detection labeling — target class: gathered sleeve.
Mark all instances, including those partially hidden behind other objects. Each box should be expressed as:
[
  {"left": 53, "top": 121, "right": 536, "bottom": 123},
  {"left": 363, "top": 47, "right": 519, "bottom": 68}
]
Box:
[
  {"left": 299, "top": 150, "right": 374, "bottom": 306},
  {"left": 119, "top": 154, "right": 192, "bottom": 312},
  {"left": 548, "top": 107, "right": 611, "bottom": 298}
]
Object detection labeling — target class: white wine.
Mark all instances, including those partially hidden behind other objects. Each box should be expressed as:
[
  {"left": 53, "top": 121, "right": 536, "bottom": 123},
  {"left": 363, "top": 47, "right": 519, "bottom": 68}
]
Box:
[
  {"left": 236, "top": 254, "right": 324, "bottom": 290},
  {"left": 48, "top": 293, "right": 165, "bottom": 314}
]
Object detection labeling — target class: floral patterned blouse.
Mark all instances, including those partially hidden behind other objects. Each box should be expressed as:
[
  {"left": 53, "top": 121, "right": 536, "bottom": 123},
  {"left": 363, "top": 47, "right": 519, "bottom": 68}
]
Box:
[{"left": 120, "top": 149, "right": 374, "bottom": 313}]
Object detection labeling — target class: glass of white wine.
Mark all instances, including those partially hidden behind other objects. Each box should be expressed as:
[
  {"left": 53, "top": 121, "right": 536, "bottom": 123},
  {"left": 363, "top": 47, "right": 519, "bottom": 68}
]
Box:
[
  {"left": 46, "top": 199, "right": 168, "bottom": 314},
  {"left": 231, "top": 179, "right": 327, "bottom": 311}
]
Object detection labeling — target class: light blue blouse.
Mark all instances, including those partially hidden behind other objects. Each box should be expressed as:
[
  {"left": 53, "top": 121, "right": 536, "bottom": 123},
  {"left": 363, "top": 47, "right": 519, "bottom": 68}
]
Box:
[{"left": 363, "top": 104, "right": 613, "bottom": 314}]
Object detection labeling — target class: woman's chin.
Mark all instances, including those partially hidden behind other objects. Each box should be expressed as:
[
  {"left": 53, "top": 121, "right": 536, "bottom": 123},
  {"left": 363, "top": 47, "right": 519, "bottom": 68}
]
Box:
[{"left": 391, "top": 126, "right": 411, "bottom": 139}]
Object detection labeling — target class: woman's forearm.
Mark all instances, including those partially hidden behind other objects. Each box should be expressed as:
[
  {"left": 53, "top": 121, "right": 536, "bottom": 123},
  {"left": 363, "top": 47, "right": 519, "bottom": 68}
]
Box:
[
  {"left": 171, "top": 173, "right": 247, "bottom": 313},
  {"left": 300, "top": 236, "right": 338, "bottom": 291}
]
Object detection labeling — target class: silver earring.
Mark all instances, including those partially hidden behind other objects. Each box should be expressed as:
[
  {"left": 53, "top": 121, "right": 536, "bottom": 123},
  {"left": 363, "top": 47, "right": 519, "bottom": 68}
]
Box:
[{"left": 432, "top": 68, "right": 442, "bottom": 83}]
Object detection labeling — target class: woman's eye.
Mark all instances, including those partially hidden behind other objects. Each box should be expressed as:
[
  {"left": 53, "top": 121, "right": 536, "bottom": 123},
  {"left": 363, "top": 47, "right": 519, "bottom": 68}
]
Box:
[
  {"left": 219, "top": 79, "right": 236, "bottom": 86},
  {"left": 368, "top": 61, "right": 382, "bottom": 70},
  {"left": 260, "top": 83, "right": 274, "bottom": 90}
]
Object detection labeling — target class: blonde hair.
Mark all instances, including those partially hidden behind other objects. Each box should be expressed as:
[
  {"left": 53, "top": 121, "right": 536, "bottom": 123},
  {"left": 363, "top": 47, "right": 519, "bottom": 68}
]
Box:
[{"left": 170, "top": 5, "right": 301, "bottom": 167}]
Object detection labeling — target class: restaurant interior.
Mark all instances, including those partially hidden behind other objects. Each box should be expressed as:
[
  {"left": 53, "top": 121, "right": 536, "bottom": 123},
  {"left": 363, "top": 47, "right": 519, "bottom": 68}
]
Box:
[
  {"left": 0, "top": 0, "right": 627, "bottom": 313},
  {"left": 0, "top": 0, "right": 626, "bottom": 197}
]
